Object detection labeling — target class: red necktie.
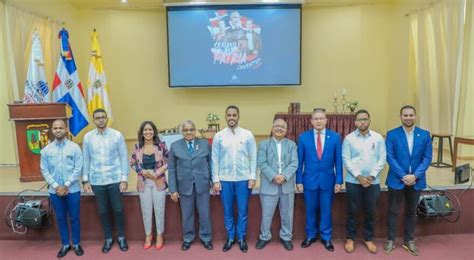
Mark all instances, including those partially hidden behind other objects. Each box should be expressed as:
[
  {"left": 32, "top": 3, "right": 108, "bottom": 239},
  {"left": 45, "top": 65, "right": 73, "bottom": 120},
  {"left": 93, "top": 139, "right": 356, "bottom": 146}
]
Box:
[{"left": 317, "top": 131, "right": 322, "bottom": 160}]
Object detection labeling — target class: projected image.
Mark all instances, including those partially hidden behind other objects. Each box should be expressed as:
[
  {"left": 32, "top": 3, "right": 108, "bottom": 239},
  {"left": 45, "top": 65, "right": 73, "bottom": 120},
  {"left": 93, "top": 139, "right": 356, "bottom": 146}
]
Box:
[
  {"left": 167, "top": 5, "right": 301, "bottom": 87},
  {"left": 208, "top": 10, "right": 262, "bottom": 70}
]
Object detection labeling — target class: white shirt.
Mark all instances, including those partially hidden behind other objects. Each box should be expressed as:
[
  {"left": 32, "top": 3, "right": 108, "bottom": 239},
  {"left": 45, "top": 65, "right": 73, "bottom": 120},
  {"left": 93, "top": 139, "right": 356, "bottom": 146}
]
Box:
[
  {"left": 211, "top": 127, "right": 257, "bottom": 182},
  {"left": 313, "top": 129, "right": 326, "bottom": 152},
  {"left": 403, "top": 127, "right": 414, "bottom": 155},
  {"left": 342, "top": 129, "right": 387, "bottom": 184}
]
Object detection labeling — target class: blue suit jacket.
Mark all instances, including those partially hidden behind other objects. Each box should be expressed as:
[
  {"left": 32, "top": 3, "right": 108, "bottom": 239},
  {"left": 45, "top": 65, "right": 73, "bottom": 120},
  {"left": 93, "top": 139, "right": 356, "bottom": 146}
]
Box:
[
  {"left": 385, "top": 126, "right": 432, "bottom": 190},
  {"left": 296, "top": 129, "right": 343, "bottom": 190}
]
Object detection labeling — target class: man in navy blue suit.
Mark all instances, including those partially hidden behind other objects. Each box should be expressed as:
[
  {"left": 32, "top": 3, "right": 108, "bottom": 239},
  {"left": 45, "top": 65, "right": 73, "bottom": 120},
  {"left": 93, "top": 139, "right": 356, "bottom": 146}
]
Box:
[
  {"left": 296, "top": 108, "right": 343, "bottom": 252},
  {"left": 384, "top": 105, "right": 432, "bottom": 256}
]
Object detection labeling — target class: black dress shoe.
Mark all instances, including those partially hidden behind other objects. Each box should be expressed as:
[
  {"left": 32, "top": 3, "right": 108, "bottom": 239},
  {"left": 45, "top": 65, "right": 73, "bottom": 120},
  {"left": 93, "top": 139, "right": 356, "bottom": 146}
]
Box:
[
  {"left": 222, "top": 238, "right": 235, "bottom": 252},
  {"left": 321, "top": 239, "right": 334, "bottom": 252},
  {"left": 102, "top": 239, "right": 113, "bottom": 253},
  {"left": 182, "top": 241, "right": 192, "bottom": 251},
  {"left": 200, "top": 240, "right": 213, "bottom": 250},
  {"left": 57, "top": 245, "right": 71, "bottom": 258},
  {"left": 118, "top": 238, "right": 129, "bottom": 252},
  {"left": 73, "top": 244, "right": 84, "bottom": 256},
  {"left": 280, "top": 239, "right": 293, "bottom": 251},
  {"left": 238, "top": 239, "right": 248, "bottom": 253},
  {"left": 301, "top": 237, "right": 317, "bottom": 248},
  {"left": 255, "top": 239, "right": 270, "bottom": 250}
]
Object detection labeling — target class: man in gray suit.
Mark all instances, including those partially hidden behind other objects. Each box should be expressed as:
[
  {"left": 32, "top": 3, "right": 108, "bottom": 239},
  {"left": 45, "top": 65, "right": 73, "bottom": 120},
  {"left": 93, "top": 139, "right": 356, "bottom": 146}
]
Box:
[
  {"left": 255, "top": 119, "right": 298, "bottom": 251},
  {"left": 168, "top": 120, "right": 213, "bottom": 251}
]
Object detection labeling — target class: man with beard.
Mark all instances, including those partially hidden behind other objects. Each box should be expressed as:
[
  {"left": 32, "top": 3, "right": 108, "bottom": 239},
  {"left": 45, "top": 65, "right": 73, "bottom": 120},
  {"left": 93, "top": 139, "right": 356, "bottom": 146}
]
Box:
[
  {"left": 40, "top": 119, "right": 84, "bottom": 258},
  {"left": 212, "top": 105, "right": 257, "bottom": 253},
  {"left": 342, "top": 110, "right": 386, "bottom": 254},
  {"left": 255, "top": 119, "right": 298, "bottom": 251},
  {"left": 384, "top": 105, "right": 432, "bottom": 256},
  {"left": 82, "top": 108, "right": 130, "bottom": 253}
]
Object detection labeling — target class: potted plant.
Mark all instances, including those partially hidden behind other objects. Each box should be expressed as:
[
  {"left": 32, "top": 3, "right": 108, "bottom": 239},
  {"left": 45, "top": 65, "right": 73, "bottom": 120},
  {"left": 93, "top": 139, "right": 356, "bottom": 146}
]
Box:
[{"left": 347, "top": 100, "right": 359, "bottom": 113}]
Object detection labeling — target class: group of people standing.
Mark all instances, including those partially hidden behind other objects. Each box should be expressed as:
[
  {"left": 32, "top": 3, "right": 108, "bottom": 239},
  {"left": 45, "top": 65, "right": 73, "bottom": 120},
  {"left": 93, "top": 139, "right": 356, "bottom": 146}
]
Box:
[{"left": 40, "top": 104, "right": 432, "bottom": 258}]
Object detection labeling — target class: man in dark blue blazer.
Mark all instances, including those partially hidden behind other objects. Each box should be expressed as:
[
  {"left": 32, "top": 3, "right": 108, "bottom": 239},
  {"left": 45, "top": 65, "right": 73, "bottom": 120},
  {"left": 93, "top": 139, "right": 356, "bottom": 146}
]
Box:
[
  {"left": 296, "top": 108, "right": 343, "bottom": 252},
  {"left": 384, "top": 105, "right": 432, "bottom": 256}
]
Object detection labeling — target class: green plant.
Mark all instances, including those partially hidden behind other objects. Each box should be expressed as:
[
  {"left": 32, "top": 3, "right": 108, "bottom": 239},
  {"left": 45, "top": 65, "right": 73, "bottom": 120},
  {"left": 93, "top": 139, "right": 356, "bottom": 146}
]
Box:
[
  {"left": 347, "top": 100, "right": 359, "bottom": 112},
  {"left": 206, "top": 113, "right": 219, "bottom": 124}
]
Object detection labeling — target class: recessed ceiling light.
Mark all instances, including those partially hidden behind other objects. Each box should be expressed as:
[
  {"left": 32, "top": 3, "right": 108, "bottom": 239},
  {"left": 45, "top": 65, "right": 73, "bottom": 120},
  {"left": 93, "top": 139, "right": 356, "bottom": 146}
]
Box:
[{"left": 121, "top": 0, "right": 127, "bottom": 4}]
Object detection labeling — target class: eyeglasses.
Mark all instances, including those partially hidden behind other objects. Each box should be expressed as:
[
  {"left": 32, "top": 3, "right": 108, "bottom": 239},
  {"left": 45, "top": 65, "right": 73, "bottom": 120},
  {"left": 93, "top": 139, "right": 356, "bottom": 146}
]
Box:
[
  {"left": 356, "top": 118, "right": 370, "bottom": 122},
  {"left": 273, "top": 125, "right": 287, "bottom": 129},
  {"left": 183, "top": 128, "right": 195, "bottom": 132},
  {"left": 93, "top": 116, "right": 107, "bottom": 121},
  {"left": 311, "top": 117, "right": 326, "bottom": 121}
]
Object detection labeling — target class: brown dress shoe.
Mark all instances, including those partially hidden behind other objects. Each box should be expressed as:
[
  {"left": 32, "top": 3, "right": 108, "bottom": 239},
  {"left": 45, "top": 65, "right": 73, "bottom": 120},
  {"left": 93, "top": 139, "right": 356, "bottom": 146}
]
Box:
[
  {"left": 403, "top": 240, "right": 419, "bottom": 256},
  {"left": 344, "top": 239, "right": 354, "bottom": 253},
  {"left": 364, "top": 241, "right": 377, "bottom": 254}
]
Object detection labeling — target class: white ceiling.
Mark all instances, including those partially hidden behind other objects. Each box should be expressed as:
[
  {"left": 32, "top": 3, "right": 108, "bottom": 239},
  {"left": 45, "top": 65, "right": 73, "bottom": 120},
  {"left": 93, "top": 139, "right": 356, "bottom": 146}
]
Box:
[{"left": 62, "top": 0, "right": 395, "bottom": 10}]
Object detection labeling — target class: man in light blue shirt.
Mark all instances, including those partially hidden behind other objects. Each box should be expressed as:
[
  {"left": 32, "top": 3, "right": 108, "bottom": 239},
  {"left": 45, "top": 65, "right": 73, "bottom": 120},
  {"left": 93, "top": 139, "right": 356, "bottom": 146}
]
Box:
[
  {"left": 41, "top": 119, "right": 83, "bottom": 258},
  {"left": 212, "top": 105, "right": 257, "bottom": 253},
  {"left": 342, "top": 109, "right": 386, "bottom": 254},
  {"left": 82, "top": 108, "right": 129, "bottom": 253}
]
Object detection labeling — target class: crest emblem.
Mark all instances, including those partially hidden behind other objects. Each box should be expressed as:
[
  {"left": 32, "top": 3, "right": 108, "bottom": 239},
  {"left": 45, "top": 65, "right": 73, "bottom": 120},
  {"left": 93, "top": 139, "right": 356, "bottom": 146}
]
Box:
[
  {"left": 26, "top": 124, "right": 50, "bottom": 155},
  {"left": 93, "top": 79, "right": 102, "bottom": 89}
]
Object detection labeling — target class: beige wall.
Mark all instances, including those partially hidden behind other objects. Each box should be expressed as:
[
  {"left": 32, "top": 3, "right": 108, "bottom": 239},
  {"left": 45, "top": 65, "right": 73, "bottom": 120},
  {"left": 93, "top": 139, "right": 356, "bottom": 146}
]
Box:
[{"left": 0, "top": 1, "right": 450, "bottom": 164}]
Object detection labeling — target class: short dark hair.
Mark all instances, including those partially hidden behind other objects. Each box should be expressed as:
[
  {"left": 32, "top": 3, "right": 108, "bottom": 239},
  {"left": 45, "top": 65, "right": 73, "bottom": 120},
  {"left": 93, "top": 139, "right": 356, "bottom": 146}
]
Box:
[
  {"left": 355, "top": 109, "right": 370, "bottom": 118},
  {"left": 93, "top": 108, "right": 107, "bottom": 118},
  {"left": 225, "top": 105, "right": 240, "bottom": 115},
  {"left": 400, "top": 105, "right": 416, "bottom": 115}
]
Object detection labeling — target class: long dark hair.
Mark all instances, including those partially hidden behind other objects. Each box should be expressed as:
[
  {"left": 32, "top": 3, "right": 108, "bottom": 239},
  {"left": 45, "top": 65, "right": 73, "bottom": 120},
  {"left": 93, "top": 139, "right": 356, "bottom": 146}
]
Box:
[{"left": 137, "top": 121, "right": 161, "bottom": 148}]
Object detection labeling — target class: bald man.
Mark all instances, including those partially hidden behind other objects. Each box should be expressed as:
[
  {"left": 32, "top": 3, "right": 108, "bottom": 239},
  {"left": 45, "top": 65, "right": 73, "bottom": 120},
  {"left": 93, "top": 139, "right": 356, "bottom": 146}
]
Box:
[
  {"left": 41, "top": 120, "right": 84, "bottom": 258},
  {"left": 255, "top": 119, "right": 298, "bottom": 251}
]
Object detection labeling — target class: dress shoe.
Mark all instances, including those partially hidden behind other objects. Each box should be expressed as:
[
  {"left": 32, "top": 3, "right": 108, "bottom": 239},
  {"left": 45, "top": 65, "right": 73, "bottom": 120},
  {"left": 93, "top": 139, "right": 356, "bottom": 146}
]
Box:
[
  {"left": 200, "top": 240, "right": 213, "bottom": 250},
  {"left": 222, "top": 238, "right": 235, "bottom": 252},
  {"left": 102, "top": 239, "right": 113, "bottom": 253},
  {"left": 402, "top": 240, "right": 419, "bottom": 256},
  {"left": 301, "top": 237, "right": 317, "bottom": 248},
  {"left": 364, "top": 240, "right": 377, "bottom": 254},
  {"left": 118, "top": 237, "right": 129, "bottom": 252},
  {"left": 238, "top": 239, "right": 248, "bottom": 253},
  {"left": 255, "top": 239, "right": 269, "bottom": 250},
  {"left": 155, "top": 243, "right": 164, "bottom": 250},
  {"left": 73, "top": 244, "right": 84, "bottom": 256},
  {"left": 321, "top": 239, "right": 334, "bottom": 252},
  {"left": 383, "top": 240, "right": 395, "bottom": 255},
  {"left": 280, "top": 239, "right": 293, "bottom": 251},
  {"left": 344, "top": 239, "right": 355, "bottom": 253},
  {"left": 181, "top": 241, "right": 192, "bottom": 251},
  {"left": 57, "top": 245, "right": 71, "bottom": 258}
]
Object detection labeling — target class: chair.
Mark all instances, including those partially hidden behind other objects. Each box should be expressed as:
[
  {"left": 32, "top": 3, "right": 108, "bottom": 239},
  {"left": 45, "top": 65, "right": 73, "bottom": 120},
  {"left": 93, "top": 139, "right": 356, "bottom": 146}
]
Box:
[{"left": 430, "top": 133, "right": 453, "bottom": 168}]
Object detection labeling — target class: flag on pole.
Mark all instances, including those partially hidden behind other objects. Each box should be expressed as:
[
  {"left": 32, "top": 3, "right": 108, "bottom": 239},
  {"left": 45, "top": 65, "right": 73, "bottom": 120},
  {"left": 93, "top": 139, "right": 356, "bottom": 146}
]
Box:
[
  {"left": 86, "top": 29, "right": 113, "bottom": 124},
  {"left": 52, "top": 28, "right": 89, "bottom": 136},
  {"left": 23, "top": 32, "right": 50, "bottom": 103}
]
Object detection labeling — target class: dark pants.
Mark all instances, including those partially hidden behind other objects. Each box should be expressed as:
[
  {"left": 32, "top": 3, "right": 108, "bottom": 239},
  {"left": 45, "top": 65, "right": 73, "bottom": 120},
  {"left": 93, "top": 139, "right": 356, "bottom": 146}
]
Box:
[
  {"left": 387, "top": 186, "right": 421, "bottom": 242},
  {"left": 179, "top": 183, "right": 212, "bottom": 243},
  {"left": 345, "top": 182, "right": 380, "bottom": 241},
  {"left": 91, "top": 183, "right": 125, "bottom": 239},
  {"left": 220, "top": 180, "right": 251, "bottom": 240},
  {"left": 50, "top": 192, "right": 81, "bottom": 246}
]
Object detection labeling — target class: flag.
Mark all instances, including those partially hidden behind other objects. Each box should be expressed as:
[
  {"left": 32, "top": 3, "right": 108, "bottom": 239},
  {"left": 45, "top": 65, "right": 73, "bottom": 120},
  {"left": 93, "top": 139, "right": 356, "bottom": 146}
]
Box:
[
  {"left": 23, "top": 32, "right": 50, "bottom": 103},
  {"left": 86, "top": 30, "right": 113, "bottom": 125},
  {"left": 52, "top": 28, "right": 89, "bottom": 136}
]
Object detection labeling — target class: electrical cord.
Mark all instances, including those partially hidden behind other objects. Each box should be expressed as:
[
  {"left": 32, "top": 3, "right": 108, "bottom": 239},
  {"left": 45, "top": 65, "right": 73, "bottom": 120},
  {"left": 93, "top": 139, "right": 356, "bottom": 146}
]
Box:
[
  {"left": 424, "top": 166, "right": 473, "bottom": 223},
  {"left": 4, "top": 183, "right": 51, "bottom": 234}
]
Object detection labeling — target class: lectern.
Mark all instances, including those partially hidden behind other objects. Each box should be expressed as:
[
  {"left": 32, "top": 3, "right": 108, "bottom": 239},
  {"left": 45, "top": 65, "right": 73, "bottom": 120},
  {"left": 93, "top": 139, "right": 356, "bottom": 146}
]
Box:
[{"left": 8, "top": 103, "right": 69, "bottom": 182}]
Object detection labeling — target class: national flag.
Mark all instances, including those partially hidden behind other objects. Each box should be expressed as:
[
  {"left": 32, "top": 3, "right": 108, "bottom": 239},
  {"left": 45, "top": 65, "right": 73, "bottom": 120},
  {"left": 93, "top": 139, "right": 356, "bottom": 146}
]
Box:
[
  {"left": 23, "top": 32, "right": 50, "bottom": 103},
  {"left": 86, "top": 30, "right": 113, "bottom": 125},
  {"left": 52, "top": 28, "right": 89, "bottom": 136}
]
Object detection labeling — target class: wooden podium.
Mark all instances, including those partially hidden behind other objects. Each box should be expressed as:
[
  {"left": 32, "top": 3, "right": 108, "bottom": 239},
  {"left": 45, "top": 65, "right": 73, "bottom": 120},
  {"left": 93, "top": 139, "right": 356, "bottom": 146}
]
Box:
[{"left": 8, "top": 103, "right": 69, "bottom": 182}]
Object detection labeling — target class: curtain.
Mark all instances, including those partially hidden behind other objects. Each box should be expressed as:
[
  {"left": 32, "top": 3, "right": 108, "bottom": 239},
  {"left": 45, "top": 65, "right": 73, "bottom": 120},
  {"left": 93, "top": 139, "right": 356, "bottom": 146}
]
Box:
[
  {"left": 408, "top": 0, "right": 470, "bottom": 135},
  {"left": 4, "top": 3, "right": 63, "bottom": 101}
]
